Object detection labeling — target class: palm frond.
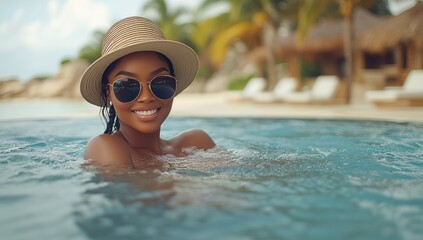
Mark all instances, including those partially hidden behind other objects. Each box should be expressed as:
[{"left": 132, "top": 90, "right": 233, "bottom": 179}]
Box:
[{"left": 296, "top": 0, "right": 332, "bottom": 46}]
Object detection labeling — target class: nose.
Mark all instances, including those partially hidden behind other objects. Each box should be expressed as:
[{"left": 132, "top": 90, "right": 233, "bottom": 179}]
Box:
[{"left": 135, "top": 82, "right": 156, "bottom": 102}]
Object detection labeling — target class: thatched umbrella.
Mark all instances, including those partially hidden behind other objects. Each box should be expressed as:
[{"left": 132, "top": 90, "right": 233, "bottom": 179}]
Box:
[
  {"left": 360, "top": 2, "right": 423, "bottom": 53},
  {"left": 277, "top": 7, "right": 385, "bottom": 57}
]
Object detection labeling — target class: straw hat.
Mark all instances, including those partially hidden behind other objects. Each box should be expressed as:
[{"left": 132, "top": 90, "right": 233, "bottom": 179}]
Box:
[{"left": 80, "top": 16, "right": 199, "bottom": 106}]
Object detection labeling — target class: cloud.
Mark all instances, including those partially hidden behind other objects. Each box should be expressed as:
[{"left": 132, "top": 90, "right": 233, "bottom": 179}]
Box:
[
  {"left": 0, "top": 0, "right": 110, "bottom": 52},
  {"left": 0, "top": 8, "right": 25, "bottom": 50},
  {"left": 22, "top": 0, "right": 110, "bottom": 51},
  {"left": 0, "top": 0, "right": 112, "bottom": 80}
]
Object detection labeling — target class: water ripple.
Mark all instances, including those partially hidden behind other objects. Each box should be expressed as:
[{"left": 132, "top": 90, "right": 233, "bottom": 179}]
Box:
[{"left": 1, "top": 118, "right": 423, "bottom": 240}]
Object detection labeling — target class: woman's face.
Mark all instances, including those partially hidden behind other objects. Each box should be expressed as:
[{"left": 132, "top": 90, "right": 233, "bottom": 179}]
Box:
[{"left": 107, "top": 51, "right": 174, "bottom": 134}]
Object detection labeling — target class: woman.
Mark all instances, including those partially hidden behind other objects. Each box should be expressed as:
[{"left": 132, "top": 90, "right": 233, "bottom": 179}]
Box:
[{"left": 80, "top": 16, "right": 215, "bottom": 169}]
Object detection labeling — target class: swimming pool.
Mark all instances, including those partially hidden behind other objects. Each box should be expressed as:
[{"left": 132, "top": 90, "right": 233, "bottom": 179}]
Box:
[{"left": 1, "top": 117, "right": 422, "bottom": 240}]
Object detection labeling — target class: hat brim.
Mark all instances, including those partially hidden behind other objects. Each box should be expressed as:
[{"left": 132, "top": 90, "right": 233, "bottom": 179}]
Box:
[{"left": 80, "top": 40, "right": 199, "bottom": 106}]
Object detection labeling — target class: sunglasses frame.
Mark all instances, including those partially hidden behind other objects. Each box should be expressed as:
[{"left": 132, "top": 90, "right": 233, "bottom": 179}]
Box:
[{"left": 108, "top": 75, "right": 177, "bottom": 103}]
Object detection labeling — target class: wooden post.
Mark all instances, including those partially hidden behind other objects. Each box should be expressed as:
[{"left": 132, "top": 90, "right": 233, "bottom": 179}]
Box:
[
  {"left": 341, "top": 0, "right": 354, "bottom": 104},
  {"left": 264, "top": 23, "right": 277, "bottom": 90}
]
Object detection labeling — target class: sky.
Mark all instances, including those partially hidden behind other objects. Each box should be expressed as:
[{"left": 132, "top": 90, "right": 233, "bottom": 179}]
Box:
[
  {"left": 0, "top": 0, "right": 417, "bottom": 82},
  {"left": 0, "top": 0, "right": 204, "bottom": 81}
]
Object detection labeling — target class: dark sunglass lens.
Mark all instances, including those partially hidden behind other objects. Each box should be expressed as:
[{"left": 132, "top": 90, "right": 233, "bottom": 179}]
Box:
[
  {"left": 113, "top": 78, "right": 140, "bottom": 102},
  {"left": 151, "top": 76, "right": 176, "bottom": 100}
]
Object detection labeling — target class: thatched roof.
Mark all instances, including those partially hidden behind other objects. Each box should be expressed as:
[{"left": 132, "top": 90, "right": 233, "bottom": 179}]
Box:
[
  {"left": 277, "top": 7, "right": 385, "bottom": 58},
  {"left": 360, "top": 2, "right": 423, "bottom": 53}
]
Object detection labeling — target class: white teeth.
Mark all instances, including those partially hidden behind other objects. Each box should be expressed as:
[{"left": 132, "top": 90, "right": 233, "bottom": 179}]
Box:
[{"left": 134, "top": 109, "right": 158, "bottom": 116}]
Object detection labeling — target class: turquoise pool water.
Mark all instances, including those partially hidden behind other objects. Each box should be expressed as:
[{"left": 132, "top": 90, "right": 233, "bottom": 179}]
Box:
[{"left": 1, "top": 117, "right": 422, "bottom": 240}]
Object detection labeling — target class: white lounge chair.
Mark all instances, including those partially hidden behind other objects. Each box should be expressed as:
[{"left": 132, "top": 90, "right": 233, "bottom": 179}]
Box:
[
  {"left": 366, "top": 69, "right": 423, "bottom": 106},
  {"left": 252, "top": 77, "right": 298, "bottom": 103},
  {"left": 227, "top": 77, "right": 266, "bottom": 101},
  {"left": 280, "top": 75, "right": 340, "bottom": 103}
]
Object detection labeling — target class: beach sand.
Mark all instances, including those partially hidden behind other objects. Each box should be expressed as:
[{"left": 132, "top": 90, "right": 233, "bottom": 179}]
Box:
[
  {"left": 172, "top": 92, "right": 423, "bottom": 122},
  {"left": 1, "top": 92, "right": 422, "bottom": 122}
]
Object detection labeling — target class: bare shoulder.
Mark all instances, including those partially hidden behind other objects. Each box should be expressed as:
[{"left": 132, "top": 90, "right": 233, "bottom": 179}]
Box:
[
  {"left": 84, "top": 134, "right": 132, "bottom": 168},
  {"left": 172, "top": 129, "right": 215, "bottom": 151}
]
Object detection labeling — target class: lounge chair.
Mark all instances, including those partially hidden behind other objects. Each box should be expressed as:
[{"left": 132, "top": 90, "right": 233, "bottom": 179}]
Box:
[
  {"left": 252, "top": 77, "right": 298, "bottom": 103},
  {"left": 366, "top": 69, "right": 423, "bottom": 106},
  {"left": 227, "top": 77, "right": 266, "bottom": 101},
  {"left": 280, "top": 75, "right": 340, "bottom": 103}
]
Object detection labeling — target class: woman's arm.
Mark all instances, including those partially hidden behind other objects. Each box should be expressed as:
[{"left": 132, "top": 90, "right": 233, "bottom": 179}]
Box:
[{"left": 173, "top": 129, "right": 215, "bottom": 151}]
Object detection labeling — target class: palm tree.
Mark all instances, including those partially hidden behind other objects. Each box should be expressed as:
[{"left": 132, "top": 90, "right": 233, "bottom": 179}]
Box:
[
  {"left": 192, "top": 0, "right": 286, "bottom": 89},
  {"left": 141, "top": 0, "right": 191, "bottom": 45},
  {"left": 78, "top": 30, "right": 105, "bottom": 63}
]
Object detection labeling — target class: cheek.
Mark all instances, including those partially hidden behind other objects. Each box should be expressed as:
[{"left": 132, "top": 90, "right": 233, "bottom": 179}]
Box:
[
  {"left": 163, "top": 99, "right": 173, "bottom": 114},
  {"left": 111, "top": 100, "right": 130, "bottom": 118}
]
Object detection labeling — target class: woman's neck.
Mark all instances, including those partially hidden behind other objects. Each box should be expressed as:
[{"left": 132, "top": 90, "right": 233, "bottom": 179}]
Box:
[{"left": 116, "top": 124, "right": 163, "bottom": 155}]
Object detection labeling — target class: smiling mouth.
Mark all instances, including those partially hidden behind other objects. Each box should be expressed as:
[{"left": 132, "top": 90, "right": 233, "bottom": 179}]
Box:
[{"left": 133, "top": 107, "right": 160, "bottom": 116}]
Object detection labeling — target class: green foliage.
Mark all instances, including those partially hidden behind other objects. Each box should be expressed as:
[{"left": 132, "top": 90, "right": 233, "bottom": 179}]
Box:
[
  {"left": 78, "top": 30, "right": 104, "bottom": 63},
  {"left": 296, "top": 0, "right": 333, "bottom": 44},
  {"left": 197, "top": 66, "right": 211, "bottom": 79},
  {"left": 227, "top": 73, "right": 255, "bottom": 90},
  {"left": 141, "top": 0, "right": 191, "bottom": 45},
  {"left": 60, "top": 57, "right": 72, "bottom": 65},
  {"left": 300, "top": 58, "right": 321, "bottom": 78}
]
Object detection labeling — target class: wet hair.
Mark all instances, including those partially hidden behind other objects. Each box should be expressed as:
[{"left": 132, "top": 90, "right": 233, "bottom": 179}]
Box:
[{"left": 100, "top": 52, "right": 175, "bottom": 134}]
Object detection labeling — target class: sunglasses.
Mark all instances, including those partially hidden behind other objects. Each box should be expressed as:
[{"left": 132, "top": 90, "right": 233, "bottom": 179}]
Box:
[{"left": 108, "top": 75, "right": 177, "bottom": 103}]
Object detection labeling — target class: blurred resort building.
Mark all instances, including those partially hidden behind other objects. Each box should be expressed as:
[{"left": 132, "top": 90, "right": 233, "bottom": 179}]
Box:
[
  {"left": 0, "top": 1, "right": 422, "bottom": 107},
  {"left": 360, "top": 2, "right": 423, "bottom": 86},
  {"left": 274, "top": 3, "right": 423, "bottom": 104}
]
